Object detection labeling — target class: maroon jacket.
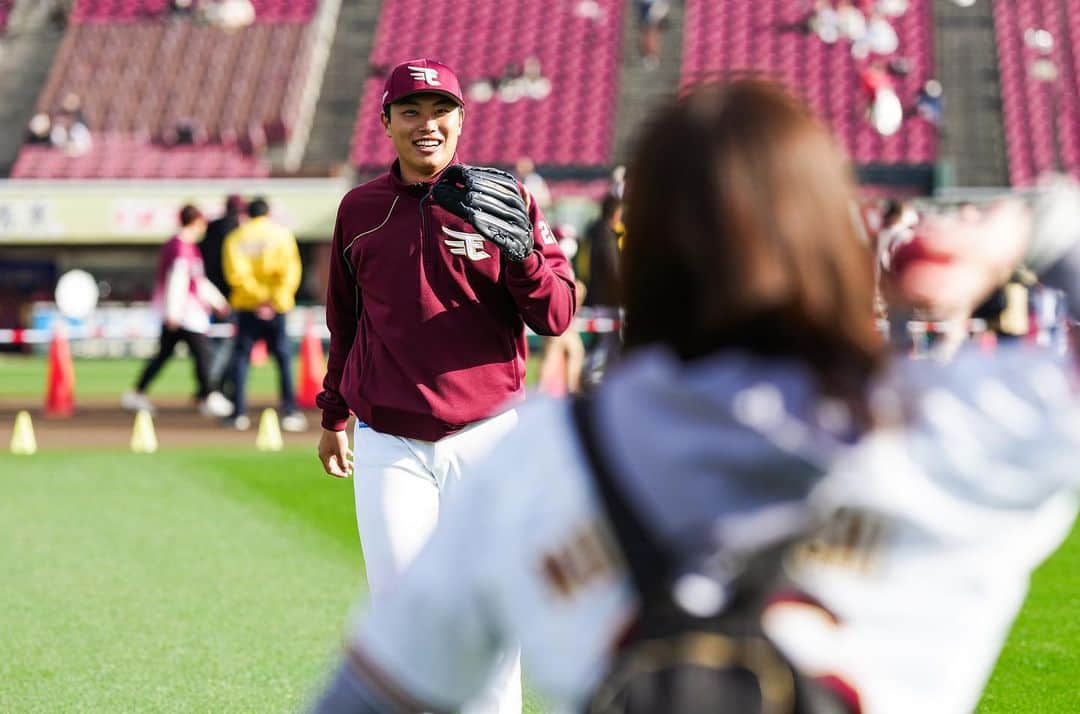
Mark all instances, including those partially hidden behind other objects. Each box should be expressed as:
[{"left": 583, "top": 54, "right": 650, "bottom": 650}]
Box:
[{"left": 317, "top": 161, "right": 576, "bottom": 440}]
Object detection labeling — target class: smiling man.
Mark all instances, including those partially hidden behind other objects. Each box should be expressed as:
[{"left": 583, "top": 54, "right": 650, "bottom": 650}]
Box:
[{"left": 315, "top": 59, "right": 576, "bottom": 713}]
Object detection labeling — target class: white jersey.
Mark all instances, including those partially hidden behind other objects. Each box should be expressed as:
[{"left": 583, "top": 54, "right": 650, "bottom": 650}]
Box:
[
  {"left": 348, "top": 347, "right": 1080, "bottom": 713},
  {"left": 765, "top": 350, "right": 1080, "bottom": 714},
  {"left": 354, "top": 395, "right": 637, "bottom": 712}
]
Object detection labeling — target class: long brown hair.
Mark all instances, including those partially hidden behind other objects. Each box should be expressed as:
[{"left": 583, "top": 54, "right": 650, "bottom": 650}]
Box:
[{"left": 621, "top": 79, "right": 883, "bottom": 408}]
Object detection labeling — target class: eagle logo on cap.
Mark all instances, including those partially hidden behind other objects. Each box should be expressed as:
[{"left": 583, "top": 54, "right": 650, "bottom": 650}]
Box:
[{"left": 408, "top": 66, "right": 442, "bottom": 86}]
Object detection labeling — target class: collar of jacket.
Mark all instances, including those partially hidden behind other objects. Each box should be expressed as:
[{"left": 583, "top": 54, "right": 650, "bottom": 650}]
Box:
[{"left": 388, "top": 157, "right": 458, "bottom": 198}]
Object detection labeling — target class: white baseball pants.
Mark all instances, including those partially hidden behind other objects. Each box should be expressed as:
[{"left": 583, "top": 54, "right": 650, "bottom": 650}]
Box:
[{"left": 352, "top": 409, "right": 521, "bottom": 714}]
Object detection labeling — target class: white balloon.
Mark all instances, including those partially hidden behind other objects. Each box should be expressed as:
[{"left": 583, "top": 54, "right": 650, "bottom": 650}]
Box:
[{"left": 55, "top": 269, "right": 99, "bottom": 320}]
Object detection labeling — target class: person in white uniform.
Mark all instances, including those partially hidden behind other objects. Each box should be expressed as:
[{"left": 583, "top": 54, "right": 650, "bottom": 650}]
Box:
[{"left": 310, "top": 80, "right": 1080, "bottom": 713}]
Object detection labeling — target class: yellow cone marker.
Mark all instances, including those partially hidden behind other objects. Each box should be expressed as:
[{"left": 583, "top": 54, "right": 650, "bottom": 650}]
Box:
[
  {"left": 256, "top": 408, "right": 283, "bottom": 452},
  {"left": 10, "top": 410, "right": 37, "bottom": 455},
  {"left": 130, "top": 409, "right": 158, "bottom": 453}
]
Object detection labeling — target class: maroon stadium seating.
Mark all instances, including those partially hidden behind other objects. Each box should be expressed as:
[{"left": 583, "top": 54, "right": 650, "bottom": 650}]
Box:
[
  {"left": 71, "top": 0, "right": 317, "bottom": 24},
  {"left": 993, "top": 0, "right": 1080, "bottom": 186},
  {"left": 13, "top": 133, "right": 270, "bottom": 179},
  {"left": 681, "top": 0, "right": 937, "bottom": 166},
  {"left": 12, "top": 2, "right": 321, "bottom": 178},
  {"left": 0, "top": 0, "right": 13, "bottom": 33},
  {"left": 350, "top": 0, "right": 624, "bottom": 172}
]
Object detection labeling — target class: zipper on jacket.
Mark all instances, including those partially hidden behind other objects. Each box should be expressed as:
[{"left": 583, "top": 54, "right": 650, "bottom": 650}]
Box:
[{"left": 418, "top": 192, "right": 430, "bottom": 284}]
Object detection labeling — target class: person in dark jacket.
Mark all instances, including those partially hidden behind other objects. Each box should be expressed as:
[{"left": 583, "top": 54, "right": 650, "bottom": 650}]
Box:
[
  {"left": 200, "top": 194, "right": 245, "bottom": 299},
  {"left": 315, "top": 58, "right": 576, "bottom": 714},
  {"left": 579, "top": 193, "right": 625, "bottom": 387},
  {"left": 200, "top": 194, "right": 246, "bottom": 396},
  {"left": 582, "top": 192, "right": 623, "bottom": 310}
]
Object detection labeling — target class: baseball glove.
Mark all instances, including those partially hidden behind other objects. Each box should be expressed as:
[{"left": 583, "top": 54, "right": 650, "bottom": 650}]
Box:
[{"left": 431, "top": 164, "right": 534, "bottom": 262}]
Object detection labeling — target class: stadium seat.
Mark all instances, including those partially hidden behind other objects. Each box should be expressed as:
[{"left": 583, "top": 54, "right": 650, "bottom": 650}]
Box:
[
  {"left": 11, "top": 0, "right": 321, "bottom": 179},
  {"left": 993, "top": 0, "right": 1080, "bottom": 185},
  {"left": 680, "top": 0, "right": 937, "bottom": 167},
  {"left": 350, "top": 0, "right": 624, "bottom": 172}
]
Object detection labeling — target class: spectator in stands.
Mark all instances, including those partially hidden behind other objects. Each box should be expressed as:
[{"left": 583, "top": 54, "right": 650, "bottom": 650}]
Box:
[
  {"left": 51, "top": 92, "right": 92, "bottom": 157},
  {"left": 166, "top": 118, "right": 204, "bottom": 146},
  {"left": 573, "top": 0, "right": 604, "bottom": 23},
  {"left": 858, "top": 9, "right": 900, "bottom": 58},
  {"left": 860, "top": 60, "right": 903, "bottom": 136},
  {"left": 836, "top": 0, "right": 867, "bottom": 43},
  {"left": 201, "top": 194, "right": 247, "bottom": 394},
  {"left": 26, "top": 113, "right": 52, "bottom": 145},
  {"left": 202, "top": 0, "right": 254, "bottom": 31},
  {"left": 514, "top": 156, "right": 552, "bottom": 212},
  {"left": 170, "top": 0, "right": 196, "bottom": 16},
  {"left": 55, "top": 91, "right": 85, "bottom": 127},
  {"left": 466, "top": 77, "right": 496, "bottom": 104},
  {"left": 809, "top": 0, "right": 841, "bottom": 44},
  {"left": 496, "top": 63, "right": 527, "bottom": 103},
  {"left": 490, "top": 60, "right": 553, "bottom": 103},
  {"left": 636, "top": 0, "right": 670, "bottom": 70},
  {"left": 521, "top": 57, "right": 552, "bottom": 100},
  {"left": 222, "top": 196, "right": 307, "bottom": 432},
  {"left": 877, "top": 0, "right": 909, "bottom": 17},
  {"left": 914, "top": 78, "right": 944, "bottom": 127},
  {"left": 888, "top": 55, "right": 912, "bottom": 76},
  {"left": 122, "top": 205, "right": 233, "bottom": 418}
]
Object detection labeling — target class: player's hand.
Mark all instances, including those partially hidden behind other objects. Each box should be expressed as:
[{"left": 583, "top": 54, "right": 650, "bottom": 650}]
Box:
[
  {"left": 431, "top": 164, "right": 534, "bottom": 262},
  {"left": 255, "top": 303, "right": 276, "bottom": 321},
  {"left": 318, "top": 428, "right": 353, "bottom": 478}
]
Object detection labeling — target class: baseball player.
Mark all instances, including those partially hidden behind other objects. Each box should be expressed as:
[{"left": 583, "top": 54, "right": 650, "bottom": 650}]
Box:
[
  {"left": 310, "top": 81, "right": 1080, "bottom": 713},
  {"left": 315, "top": 58, "right": 576, "bottom": 713}
]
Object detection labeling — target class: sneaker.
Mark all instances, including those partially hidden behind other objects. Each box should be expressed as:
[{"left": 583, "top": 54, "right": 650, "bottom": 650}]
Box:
[
  {"left": 121, "top": 390, "right": 155, "bottom": 413},
  {"left": 198, "top": 391, "right": 233, "bottom": 418},
  {"left": 280, "top": 411, "right": 309, "bottom": 433},
  {"left": 224, "top": 414, "right": 251, "bottom": 431}
]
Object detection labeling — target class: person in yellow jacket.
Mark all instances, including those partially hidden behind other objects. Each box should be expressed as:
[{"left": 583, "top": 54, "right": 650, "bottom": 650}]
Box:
[{"left": 222, "top": 196, "right": 307, "bottom": 431}]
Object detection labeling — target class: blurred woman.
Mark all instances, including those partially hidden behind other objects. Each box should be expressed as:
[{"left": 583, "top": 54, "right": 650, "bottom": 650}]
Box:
[
  {"left": 310, "top": 81, "right": 1079, "bottom": 714},
  {"left": 122, "top": 205, "right": 232, "bottom": 417}
]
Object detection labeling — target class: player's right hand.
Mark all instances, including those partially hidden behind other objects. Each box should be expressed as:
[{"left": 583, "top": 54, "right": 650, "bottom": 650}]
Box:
[{"left": 318, "top": 428, "right": 353, "bottom": 478}]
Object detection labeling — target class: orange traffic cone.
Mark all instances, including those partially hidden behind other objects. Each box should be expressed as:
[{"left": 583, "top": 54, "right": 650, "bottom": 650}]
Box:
[
  {"left": 250, "top": 338, "right": 268, "bottom": 366},
  {"left": 45, "top": 324, "right": 75, "bottom": 418},
  {"left": 297, "top": 324, "right": 326, "bottom": 408}
]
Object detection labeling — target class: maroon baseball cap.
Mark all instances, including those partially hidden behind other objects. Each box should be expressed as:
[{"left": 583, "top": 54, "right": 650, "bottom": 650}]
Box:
[{"left": 381, "top": 59, "right": 465, "bottom": 111}]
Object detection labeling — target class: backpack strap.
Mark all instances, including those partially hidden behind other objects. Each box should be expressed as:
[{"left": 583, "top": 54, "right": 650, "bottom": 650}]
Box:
[{"left": 571, "top": 396, "right": 671, "bottom": 604}]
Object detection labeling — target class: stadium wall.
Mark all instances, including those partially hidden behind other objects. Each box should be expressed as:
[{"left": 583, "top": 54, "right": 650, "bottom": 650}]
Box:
[{"left": 0, "top": 178, "right": 348, "bottom": 244}]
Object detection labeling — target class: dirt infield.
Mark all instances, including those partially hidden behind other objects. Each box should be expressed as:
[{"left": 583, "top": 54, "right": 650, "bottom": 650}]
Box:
[{"left": 0, "top": 397, "right": 326, "bottom": 450}]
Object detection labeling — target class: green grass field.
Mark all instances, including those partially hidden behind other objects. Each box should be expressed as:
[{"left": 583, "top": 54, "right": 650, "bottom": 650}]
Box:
[
  {"left": 1, "top": 355, "right": 1077, "bottom": 712},
  {"left": 979, "top": 521, "right": 1080, "bottom": 713},
  {"left": 0, "top": 448, "right": 361, "bottom": 712},
  {"left": 0, "top": 352, "right": 543, "bottom": 401},
  {"left": 0, "top": 354, "right": 284, "bottom": 400}
]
